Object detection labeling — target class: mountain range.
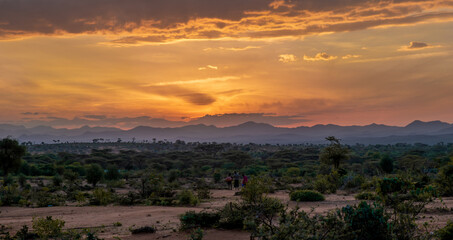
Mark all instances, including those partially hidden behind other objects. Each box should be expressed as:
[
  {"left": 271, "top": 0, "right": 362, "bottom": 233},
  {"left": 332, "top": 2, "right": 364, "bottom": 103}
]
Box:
[{"left": 1, "top": 120, "right": 453, "bottom": 145}]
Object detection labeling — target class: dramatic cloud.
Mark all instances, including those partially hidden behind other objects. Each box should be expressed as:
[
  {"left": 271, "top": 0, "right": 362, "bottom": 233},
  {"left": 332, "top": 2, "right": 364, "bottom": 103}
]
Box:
[
  {"left": 304, "top": 52, "right": 338, "bottom": 61},
  {"left": 398, "top": 41, "right": 438, "bottom": 51},
  {"left": 278, "top": 54, "right": 297, "bottom": 63},
  {"left": 179, "top": 93, "right": 216, "bottom": 105},
  {"left": 1, "top": 0, "right": 452, "bottom": 43}
]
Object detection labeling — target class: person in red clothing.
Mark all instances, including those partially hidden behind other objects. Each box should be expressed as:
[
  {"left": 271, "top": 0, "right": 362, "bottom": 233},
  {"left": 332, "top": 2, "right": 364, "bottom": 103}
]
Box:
[
  {"left": 242, "top": 174, "right": 248, "bottom": 187},
  {"left": 225, "top": 173, "right": 233, "bottom": 190}
]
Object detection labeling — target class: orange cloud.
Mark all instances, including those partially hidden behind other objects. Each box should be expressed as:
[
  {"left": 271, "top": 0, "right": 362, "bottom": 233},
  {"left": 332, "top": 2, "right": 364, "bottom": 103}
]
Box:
[
  {"left": 278, "top": 54, "right": 297, "bottom": 63},
  {"left": 398, "top": 41, "right": 440, "bottom": 51},
  {"left": 342, "top": 54, "right": 361, "bottom": 59},
  {"left": 304, "top": 52, "right": 337, "bottom": 61},
  {"left": 0, "top": 0, "right": 452, "bottom": 44}
]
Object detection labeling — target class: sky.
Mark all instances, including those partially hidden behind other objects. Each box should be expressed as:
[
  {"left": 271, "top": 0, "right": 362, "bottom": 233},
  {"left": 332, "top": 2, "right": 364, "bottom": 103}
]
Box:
[{"left": 1, "top": 0, "right": 453, "bottom": 129}]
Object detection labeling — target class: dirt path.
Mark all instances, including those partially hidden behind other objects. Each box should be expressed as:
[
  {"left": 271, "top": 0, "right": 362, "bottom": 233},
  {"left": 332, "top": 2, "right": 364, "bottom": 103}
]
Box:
[{"left": 1, "top": 190, "right": 452, "bottom": 239}]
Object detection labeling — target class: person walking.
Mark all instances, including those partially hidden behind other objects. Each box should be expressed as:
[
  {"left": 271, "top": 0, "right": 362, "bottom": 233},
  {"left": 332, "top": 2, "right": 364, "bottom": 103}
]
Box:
[
  {"left": 225, "top": 173, "right": 233, "bottom": 190},
  {"left": 242, "top": 174, "right": 248, "bottom": 188},
  {"left": 233, "top": 171, "right": 240, "bottom": 190}
]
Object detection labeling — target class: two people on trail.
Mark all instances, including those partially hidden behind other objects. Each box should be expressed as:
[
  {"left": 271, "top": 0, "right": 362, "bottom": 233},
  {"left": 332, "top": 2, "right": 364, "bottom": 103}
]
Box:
[{"left": 225, "top": 171, "right": 248, "bottom": 190}]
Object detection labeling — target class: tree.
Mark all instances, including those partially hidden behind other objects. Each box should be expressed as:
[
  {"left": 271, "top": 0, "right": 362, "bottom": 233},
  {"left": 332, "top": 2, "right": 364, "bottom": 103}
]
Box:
[
  {"left": 0, "top": 138, "right": 26, "bottom": 181},
  {"left": 319, "top": 136, "right": 349, "bottom": 169},
  {"left": 380, "top": 155, "right": 394, "bottom": 174},
  {"left": 86, "top": 164, "right": 104, "bottom": 187},
  {"left": 105, "top": 165, "right": 120, "bottom": 181}
]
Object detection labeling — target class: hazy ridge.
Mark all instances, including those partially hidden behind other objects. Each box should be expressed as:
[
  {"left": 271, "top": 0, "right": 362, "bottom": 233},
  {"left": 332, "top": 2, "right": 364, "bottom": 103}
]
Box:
[{"left": 1, "top": 120, "right": 452, "bottom": 144}]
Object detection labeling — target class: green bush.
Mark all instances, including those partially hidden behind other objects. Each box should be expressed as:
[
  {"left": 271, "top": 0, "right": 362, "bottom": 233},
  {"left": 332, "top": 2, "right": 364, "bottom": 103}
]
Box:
[
  {"left": 32, "top": 216, "right": 65, "bottom": 240},
  {"left": 180, "top": 211, "right": 220, "bottom": 230},
  {"left": 314, "top": 174, "right": 338, "bottom": 194},
  {"left": 91, "top": 188, "right": 113, "bottom": 206},
  {"left": 188, "top": 228, "right": 203, "bottom": 240},
  {"left": 196, "top": 188, "right": 211, "bottom": 200},
  {"left": 339, "top": 201, "right": 390, "bottom": 240},
  {"left": 344, "top": 174, "right": 365, "bottom": 189},
  {"left": 177, "top": 190, "right": 199, "bottom": 206},
  {"left": 355, "top": 192, "right": 376, "bottom": 200},
  {"left": 437, "top": 221, "right": 453, "bottom": 240},
  {"left": 290, "top": 190, "right": 325, "bottom": 202},
  {"left": 376, "top": 177, "right": 411, "bottom": 196},
  {"left": 217, "top": 202, "right": 245, "bottom": 229}
]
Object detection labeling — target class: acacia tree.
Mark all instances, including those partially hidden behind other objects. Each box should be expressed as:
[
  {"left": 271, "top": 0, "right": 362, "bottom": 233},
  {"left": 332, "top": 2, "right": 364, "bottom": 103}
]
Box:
[
  {"left": 319, "top": 136, "right": 349, "bottom": 169},
  {"left": 86, "top": 164, "right": 104, "bottom": 187},
  {"left": 0, "top": 138, "right": 26, "bottom": 182}
]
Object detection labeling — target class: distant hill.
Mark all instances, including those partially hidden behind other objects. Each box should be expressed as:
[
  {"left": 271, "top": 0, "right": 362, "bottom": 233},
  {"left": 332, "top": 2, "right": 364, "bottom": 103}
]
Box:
[{"left": 1, "top": 120, "right": 452, "bottom": 145}]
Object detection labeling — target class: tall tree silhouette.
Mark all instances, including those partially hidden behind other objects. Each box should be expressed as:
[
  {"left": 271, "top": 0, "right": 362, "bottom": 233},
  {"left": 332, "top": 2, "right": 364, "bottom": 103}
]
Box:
[
  {"left": 319, "top": 136, "right": 349, "bottom": 169},
  {"left": 0, "top": 138, "right": 26, "bottom": 182}
]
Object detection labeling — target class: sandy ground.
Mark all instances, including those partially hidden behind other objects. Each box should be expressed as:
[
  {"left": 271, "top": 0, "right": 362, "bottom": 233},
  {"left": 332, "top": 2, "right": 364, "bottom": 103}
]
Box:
[{"left": 1, "top": 190, "right": 452, "bottom": 239}]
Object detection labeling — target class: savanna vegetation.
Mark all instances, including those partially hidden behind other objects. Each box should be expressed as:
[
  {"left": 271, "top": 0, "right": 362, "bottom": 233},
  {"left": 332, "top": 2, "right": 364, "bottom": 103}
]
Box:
[{"left": 1, "top": 136, "right": 453, "bottom": 239}]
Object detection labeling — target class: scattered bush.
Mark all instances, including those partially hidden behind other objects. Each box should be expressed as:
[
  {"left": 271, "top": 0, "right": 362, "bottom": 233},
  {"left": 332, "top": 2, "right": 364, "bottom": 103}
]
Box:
[
  {"left": 180, "top": 211, "right": 220, "bottom": 230},
  {"left": 437, "top": 221, "right": 453, "bottom": 240},
  {"left": 177, "top": 190, "right": 199, "bottom": 206},
  {"left": 196, "top": 188, "right": 211, "bottom": 200},
  {"left": 355, "top": 192, "right": 376, "bottom": 200},
  {"left": 32, "top": 216, "right": 65, "bottom": 240},
  {"left": 130, "top": 226, "right": 156, "bottom": 234},
  {"left": 290, "top": 190, "right": 325, "bottom": 202},
  {"left": 188, "top": 228, "right": 203, "bottom": 240},
  {"left": 91, "top": 188, "right": 113, "bottom": 206}
]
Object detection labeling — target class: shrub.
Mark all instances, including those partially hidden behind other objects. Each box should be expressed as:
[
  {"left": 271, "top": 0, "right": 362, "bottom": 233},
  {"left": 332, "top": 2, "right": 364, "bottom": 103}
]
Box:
[
  {"left": 52, "top": 174, "right": 63, "bottom": 187},
  {"left": 32, "top": 216, "right": 65, "bottom": 240},
  {"left": 14, "top": 225, "right": 39, "bottom": 240},
  {"left": 217, "top": 202, "right": 245, "bottom": 229},
  {"left": 355, "top": 192, "right": 376, "bottom": 200},
  {"left": 213, "top": 171, "right": 221, "bottom": 183},
  {"left": 91, "top": 188, "right": 113, "bottom": 206},
  {"left": 380, "top": 155, "right": 394, "bottom": 173},
  {"left": 105, "top": 165, "right": 121, "bottom": 181},
  {"left": 86, "top": 164, "right": 104, "bottom": 187},
  {"left": 314, "top": 174, "right": 338, "bottom": 194},
  {"left": 177, "top": 190, "right": 199, "bottom": 206},
  {"left": 196, "top": 188, "right": 211, "bottom": 200},
  {"left": 343, "top": 174, "right": 365, "bottom": 190},
  {"left": 180, "top": 211, "right": 220, "bottom": 230},
  {"left": 339, "top": 201, "right": 390, "bottom": 240},
  {"left": 290, "top": 190, "right": 325, "bottom": 202},
  {"left": 118, "top": 191, "right": 141, "bottom": 206},
  {"left": 437, "top": 221, "right": 453, "bottom": 240},
  {"left": 376, "top": 177, "right": 411, "bottom": 196},
  {"left": 436, "top": 164, "right": 453, "bottom": 196},
  {"left": 188, "top": 228, "right": 203, "bottom": 240},
  {"left": 285, "top": 167, "right": 301, "bottom": 177},
  {"left": 130, "top": 226, "right": 156, "bottom": 234}
]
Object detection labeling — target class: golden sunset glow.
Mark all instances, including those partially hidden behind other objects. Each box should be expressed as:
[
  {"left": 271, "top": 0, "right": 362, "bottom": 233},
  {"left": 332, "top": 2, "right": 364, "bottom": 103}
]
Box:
[{"left": 1, "top": 0, "right": 453, "bottom": 128}]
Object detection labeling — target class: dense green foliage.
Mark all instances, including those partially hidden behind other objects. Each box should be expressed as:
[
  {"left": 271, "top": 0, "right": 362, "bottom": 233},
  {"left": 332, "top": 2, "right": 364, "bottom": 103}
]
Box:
[
  {"left": 290, "top": 190, "right": 325, "bottom": 202},
  {"left": 1, "top": 137, "right": 453, "bottom": 239},
  {"left": 0, "top": 138, "right": 26, "bottom": 178}
]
